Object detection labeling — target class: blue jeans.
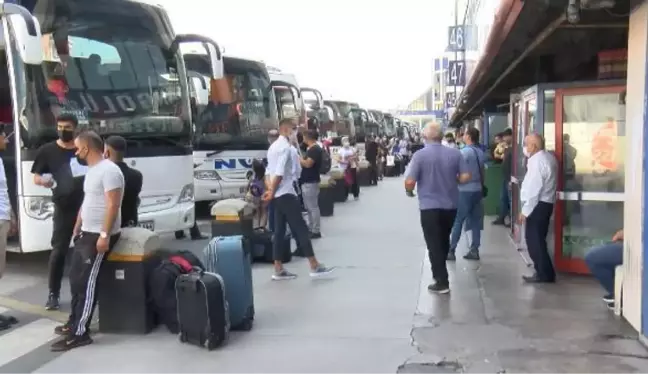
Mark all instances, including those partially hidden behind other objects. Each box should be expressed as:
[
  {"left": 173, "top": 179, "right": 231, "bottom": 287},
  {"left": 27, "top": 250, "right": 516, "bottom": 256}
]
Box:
[
  {"left": 450, "top": 190, "right": 484, "bottom": 253},
  {"left": 584, "top": 242, "right": 623, "bottom": 296},
  {"left": 497, "top": 180, "right": 510, "bottom": 220}
]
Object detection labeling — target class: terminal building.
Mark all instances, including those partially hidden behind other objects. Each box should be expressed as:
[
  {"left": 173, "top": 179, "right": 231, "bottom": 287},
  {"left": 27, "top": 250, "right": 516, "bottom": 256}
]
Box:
[{"left": 450, "top": 0, "right": 647, "bottom": 340}]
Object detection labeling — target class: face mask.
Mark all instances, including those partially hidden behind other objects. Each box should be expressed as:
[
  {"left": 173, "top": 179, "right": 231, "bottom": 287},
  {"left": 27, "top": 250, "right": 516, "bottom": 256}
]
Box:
[
  {"left": 58, "top": 130, "right": 74, "bottom": 143},
  {"left": 75, "top": 149, "right": 88, "bottom": 166},
  {"left": 523, "top": 148, "right": 531, "bottom": 158}
]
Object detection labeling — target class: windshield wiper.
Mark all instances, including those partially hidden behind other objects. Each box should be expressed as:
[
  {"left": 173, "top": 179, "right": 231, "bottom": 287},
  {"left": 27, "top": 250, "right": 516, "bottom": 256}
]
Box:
[{"left": 121, "top": 134, "right": 187, "bottom": 147}]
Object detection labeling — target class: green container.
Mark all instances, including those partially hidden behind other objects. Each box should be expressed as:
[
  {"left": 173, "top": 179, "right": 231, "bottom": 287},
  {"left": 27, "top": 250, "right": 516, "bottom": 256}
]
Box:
[{"left": 484, "top": 164, "right": 503, "bottom": 216}]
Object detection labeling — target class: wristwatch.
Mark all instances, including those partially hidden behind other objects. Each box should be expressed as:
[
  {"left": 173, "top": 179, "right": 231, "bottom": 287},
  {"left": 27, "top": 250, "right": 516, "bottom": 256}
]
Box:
[{"left": 99, "top": 231, "right": 108, "bottom": 239}]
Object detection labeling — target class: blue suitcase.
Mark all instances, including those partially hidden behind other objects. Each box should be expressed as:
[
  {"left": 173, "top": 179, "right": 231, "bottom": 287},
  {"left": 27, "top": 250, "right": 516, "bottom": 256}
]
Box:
[{"left": 203, "top": 236, "right": 254, "bottom": 331}]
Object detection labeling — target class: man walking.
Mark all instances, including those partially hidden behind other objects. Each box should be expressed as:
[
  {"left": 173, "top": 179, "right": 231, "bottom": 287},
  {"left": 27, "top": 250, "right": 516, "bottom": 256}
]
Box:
[
  {"left": 51, "top": 131, "right": 124, "bottom": 351},
  {"left": 405, "top": 122, "right": 470, "bottom": 294},
  {"left": 448, "top": 127, "right": 485, "bottom": 261},
  {"left": 519, "top": 133, "right": 557, "bottom": 284},
  {"left": 31, "top": 114, "right": 86, "bottom": 310},
  {"left": 263, "top": 119, "right": 334, "bottom": 280},
  {"left": 104, "top": 136, "right": 143, "bottom": 227},
  {"left": 299, "top": 130, "right": 323, "bottom": 238}
]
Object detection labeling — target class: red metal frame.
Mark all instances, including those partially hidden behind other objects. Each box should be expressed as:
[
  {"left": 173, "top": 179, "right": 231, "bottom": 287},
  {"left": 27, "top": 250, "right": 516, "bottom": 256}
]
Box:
[{"left": 553, "top": 85, "right": 626, "bottom": 274}]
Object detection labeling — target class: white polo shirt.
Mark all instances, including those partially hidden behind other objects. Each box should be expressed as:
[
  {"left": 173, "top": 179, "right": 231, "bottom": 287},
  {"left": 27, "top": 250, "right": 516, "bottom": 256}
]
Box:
[{"left": 267, "top": 136, "right": 296, "bottom": 198}]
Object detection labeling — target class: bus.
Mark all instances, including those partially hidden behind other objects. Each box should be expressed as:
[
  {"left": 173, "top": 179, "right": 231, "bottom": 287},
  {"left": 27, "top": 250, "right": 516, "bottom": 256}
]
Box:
[
  {"left": 4, "top": 0, "right": 224, "bottom": 252},
  {"left": 368, "top": 110, "right": 386, "bottom": 136},
  {"left": 350, "top": 108, "right": 379, "bottom": 143},
  {"left": 267, "top": 67, "right": 304, "bottom": 126},
  {"left": 183, "top": 53, "right": 279, "bottom": 205},
  {"left": 324, "top": 100, "right": 356, "bottom": 140},
  {"left": 383, "top": 113, "right": 396, "bottom": 137}
]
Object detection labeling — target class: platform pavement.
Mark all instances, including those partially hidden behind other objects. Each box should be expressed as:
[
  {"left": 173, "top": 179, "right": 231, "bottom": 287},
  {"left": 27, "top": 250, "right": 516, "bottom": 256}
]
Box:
[
  {"left": 0, "top": 177, "right": 424, "bottom": 372},
  {"left": 402, "top": 222, "right": 648, "bottom": 373}
]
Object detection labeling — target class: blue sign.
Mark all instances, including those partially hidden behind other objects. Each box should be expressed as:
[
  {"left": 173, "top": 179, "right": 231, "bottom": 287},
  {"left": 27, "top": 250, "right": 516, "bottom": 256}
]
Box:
[
  {"left": 446, "top": 25, "right": 478, "bottom": 52},
  {"left": 447, "top": 60, "right": 466, "bottom": 87},
  {"left": 214, "top": 158, "right": 268, "bottom": 170}
]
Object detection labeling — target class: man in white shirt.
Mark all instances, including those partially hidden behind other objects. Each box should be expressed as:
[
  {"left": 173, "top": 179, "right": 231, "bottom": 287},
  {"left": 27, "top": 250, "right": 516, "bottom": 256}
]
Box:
[
  {"left": 518, "top": 133, "right": 558, "bottom": 284},
  {"left": 0, "top": 131, "right": 17, "bottom": 330},
  {"left": 263, "top": 119, "right": 334, "bottom": 281}
]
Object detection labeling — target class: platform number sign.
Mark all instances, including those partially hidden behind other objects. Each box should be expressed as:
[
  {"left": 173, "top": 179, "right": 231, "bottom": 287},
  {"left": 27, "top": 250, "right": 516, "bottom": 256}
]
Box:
[
  {"left": 447, "top": 61, "right": 466, "bottom": 87},
  {"left": 448, "top": 26, "right": 465, "bottom": 52},
  {"left": 445, "top": 92, "right": 457, "bottom": 108}
]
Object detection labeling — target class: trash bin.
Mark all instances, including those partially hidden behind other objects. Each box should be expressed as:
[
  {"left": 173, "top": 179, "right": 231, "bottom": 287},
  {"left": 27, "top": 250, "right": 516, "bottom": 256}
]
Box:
[
  {"left": 98, "top": 227, "right": 161, "bottom": 334},
  {"left": 330, "top": 168, "right": 347, "bottom": 203},
  {"left": 318, "top": 175, "right": 335, "bottom": 217},
  {"left": 484, "top": 164, "right": 503, "bottom": 216},
  {"left": 356, "top": 160, "right": 371, "bottom": 187},
  {"left": 210, "top": 199, "right": 255, "bottom": 238}
]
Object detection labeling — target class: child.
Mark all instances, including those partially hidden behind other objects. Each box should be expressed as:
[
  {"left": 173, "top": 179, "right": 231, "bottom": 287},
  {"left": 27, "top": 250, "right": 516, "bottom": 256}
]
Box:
[{"left": 245, "top": 159, "right": 268, "bottom": 229}]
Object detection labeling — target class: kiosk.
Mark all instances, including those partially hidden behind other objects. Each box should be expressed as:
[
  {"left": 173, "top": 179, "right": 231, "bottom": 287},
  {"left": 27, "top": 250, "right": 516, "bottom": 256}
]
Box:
[{"left": 510, "top": 80, "right": 626, "bottom": 274}]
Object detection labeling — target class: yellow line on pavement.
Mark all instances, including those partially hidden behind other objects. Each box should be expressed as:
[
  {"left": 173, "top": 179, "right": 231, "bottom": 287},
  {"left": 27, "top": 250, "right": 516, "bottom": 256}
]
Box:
[{"left": 0, "top": 296, "right": 68, "bottom": 323}]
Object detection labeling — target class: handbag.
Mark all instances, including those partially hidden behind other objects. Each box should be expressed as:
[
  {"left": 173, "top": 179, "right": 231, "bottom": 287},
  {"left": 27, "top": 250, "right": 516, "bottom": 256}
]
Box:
[
  {"left": 470, "top": 147, "right": 488, "bottom": 198},
  {"left": 343, "top": 168, "right": 354, "bottom": 186}
]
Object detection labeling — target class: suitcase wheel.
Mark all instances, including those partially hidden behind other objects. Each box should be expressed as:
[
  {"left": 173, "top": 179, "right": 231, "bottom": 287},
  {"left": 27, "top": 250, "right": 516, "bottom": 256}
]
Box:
[
  {"left": 206, "top": 338, "right": 216, "bottom": 351},
  {"left": 179, "top": 332, "right": 188, "bottom": 343},
  {"left": 238, "top": 317, "right": 253, "bottom": 331}
]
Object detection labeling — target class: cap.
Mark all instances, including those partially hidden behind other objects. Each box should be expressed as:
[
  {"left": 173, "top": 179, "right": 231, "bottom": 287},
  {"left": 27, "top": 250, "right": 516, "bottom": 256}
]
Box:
[{"left": 105, "top": 135, "right": 127, "bottom": 153}]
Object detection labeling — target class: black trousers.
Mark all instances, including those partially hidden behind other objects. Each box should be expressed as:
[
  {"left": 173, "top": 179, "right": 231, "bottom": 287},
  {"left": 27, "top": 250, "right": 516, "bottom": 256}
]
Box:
[
  {"left": 525, "top": 202, "right": 555, "bottom": 281},
  {"left": 345, "top": 168, "right": 360, "bottom": 198},
  {"left": 420, "top": 208, "right": 457, "bottom": 285},
  {"left": 49, "top": 206, "right": 79, "bottom": 296},
  {"left": 67, "top": 232, "right": 120, "bottom": 336},
  {"left": 368, "top": 161, "right": 378, "bottom": 185},
  {"left": 272, "top": 194, "right": 314, "bottom": 261}
]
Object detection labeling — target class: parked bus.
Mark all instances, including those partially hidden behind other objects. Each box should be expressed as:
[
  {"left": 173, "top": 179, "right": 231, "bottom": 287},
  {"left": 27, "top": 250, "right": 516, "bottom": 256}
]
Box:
[
  {"left": 183, "top": 53, "right": 278, "bottom": 205},
  {"left": 383, "top": 113, "right": 396, "bottom": 137},
  {"left": 368, "top": 110, "right": 386, "bottom": 135},
  {"left": 324, "top": 100, "right": 356, "bottom": 139},
  {"left": 4, "top": 0, "right": 223, "bottom": 252}
]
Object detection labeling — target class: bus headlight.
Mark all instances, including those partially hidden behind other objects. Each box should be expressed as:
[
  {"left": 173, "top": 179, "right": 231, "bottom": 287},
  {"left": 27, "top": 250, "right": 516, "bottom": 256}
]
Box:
[
  {"left": 178, "top": 184, "right": 194, "bottom": 203},
  {"left": 194, "top": 170, "right": 222, "bottom": 180},
  {"left": 25, "top": 197, "right": 55, "bottom": 220}
]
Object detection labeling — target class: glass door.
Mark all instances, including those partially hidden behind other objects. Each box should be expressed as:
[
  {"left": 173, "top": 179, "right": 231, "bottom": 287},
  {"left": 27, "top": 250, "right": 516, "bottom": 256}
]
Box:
[
  {"left": 511, "top": 96, "right": 536, "bottom": 242},
  {"left": 554, "top": 86, "right": 626, "bottom": 274}
]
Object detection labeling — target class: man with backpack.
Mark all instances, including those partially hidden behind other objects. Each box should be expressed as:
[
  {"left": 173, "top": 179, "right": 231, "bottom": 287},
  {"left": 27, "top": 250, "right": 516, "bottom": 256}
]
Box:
[{"left": 299, "top": 130, "right": 326, "bottom": 239}]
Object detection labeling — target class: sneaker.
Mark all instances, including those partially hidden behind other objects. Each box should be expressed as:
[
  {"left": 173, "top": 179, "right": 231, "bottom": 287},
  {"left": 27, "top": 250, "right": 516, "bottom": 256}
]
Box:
[
  {"left": 447, "top": 252, "right": 456, "bottom": 261},
  {"left": 0, "top": 314, "right": 18, "bottom": 325},
  {"left": 463, "top": 250, "right": 480, "bottom": 261},
  {"left": 45, "top": 294, "right": 60, "bottom": 311},
  {"left": 271, "top": 269, "right": 298, "bottom": 281},
  {"left": 428, "top": 283, "right": 450, "bottom": 294},
  {"left": 603, "top": 294, "right": 615, "bottom": 303},
  {"left": 606, "top": 300, "right": 615, "bottom": 310},
  {"left": 310, "top": 232, "right": 322, "bottom": 239},
  {"left": 50, "top": 334, "right": 93, "bottom": 352},
  {"left": 309, "top": 265, "right": 336, "bottom": 278},
  {"left": 54, "top": 324, "right": 72, "bottom": 336}
]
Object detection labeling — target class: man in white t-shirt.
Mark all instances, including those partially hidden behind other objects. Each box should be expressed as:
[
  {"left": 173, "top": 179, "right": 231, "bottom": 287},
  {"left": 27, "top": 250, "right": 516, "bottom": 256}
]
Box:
[
  {"left": 51, "top": 131, "right": 124, "bottom": 352},
  {"left": 0, "top": 130, "right": 17, "bottom": 331}
]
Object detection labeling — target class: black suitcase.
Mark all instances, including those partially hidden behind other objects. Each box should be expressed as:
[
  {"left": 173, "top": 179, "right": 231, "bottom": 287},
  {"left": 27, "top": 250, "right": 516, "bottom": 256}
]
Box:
[
  {"left": 250, "top": 228, "right": 292, "bottom": 263},
  {"left": 176, "top": 270, "right": 229, "bottom": 350}
]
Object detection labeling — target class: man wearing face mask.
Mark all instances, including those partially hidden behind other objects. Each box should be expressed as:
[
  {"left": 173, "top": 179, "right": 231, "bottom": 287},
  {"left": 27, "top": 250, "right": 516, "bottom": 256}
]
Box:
[
  {"left": 262, "top": 119, "right": 334, "bottom": 280},
  {"left": 518, "top": 133, "right": 557, "bottom": 284},
  {"left": 31, "top": 113, "right": 87, "bottom": 311},
  {"left": 104, "top": 136, "right": 143, "bottom": 227}
]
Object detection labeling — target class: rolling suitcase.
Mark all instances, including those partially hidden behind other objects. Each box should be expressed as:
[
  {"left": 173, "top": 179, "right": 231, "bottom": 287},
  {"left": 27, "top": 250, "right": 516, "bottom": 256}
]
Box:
[
  {"left": 203, "top": 236, "right": 255, "bottom": 331},
  {"left": 175, "top": 270, "right": 229, "bottom": 350},
  {"left": 250, "top": 228, "right": 292, "bottom": 263}
]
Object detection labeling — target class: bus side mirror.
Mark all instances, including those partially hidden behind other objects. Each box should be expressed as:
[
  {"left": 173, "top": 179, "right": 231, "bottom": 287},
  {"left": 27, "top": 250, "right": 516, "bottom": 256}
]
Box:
[
  {"left": 4, "top": 7, "right": 42, "bottom": 65},
  {"left": 173, "top": 34, "right": 224, "bottom": 79}
]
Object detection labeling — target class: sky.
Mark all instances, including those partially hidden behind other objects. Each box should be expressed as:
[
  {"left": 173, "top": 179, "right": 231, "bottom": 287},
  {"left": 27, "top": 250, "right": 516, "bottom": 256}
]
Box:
[{"left": 156, "top": 0, "right": 453, "bottom": 111}]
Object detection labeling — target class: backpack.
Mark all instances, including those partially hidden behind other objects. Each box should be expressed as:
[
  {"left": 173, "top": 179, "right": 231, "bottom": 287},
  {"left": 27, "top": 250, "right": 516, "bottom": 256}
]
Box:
[
  {"left": 148, "top": 251, "right": 204, "bottom": 334},
  {"left": 320, "top": 147, "right": 332, "bottom": 174}
]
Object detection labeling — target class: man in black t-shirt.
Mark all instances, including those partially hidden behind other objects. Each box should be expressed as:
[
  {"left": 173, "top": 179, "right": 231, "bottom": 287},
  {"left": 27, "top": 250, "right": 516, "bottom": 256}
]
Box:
[
  {"left": 299, "top": 130, "right": 323, "bottom": 238},
  {"left": 365, "top": 136, "right": 379, "bottom": 185},
  {"left": 31, "top": 113, "right": 87, "bottom": 311},
  {"left": 104, "top": 136, "right": 143, "bottom": 227}
]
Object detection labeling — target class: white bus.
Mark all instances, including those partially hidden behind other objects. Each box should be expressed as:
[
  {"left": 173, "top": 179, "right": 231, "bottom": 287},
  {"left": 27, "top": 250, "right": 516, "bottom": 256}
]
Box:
[
  {"left": 4, "top": 0, "right": 223, "bottom": 252},
  {"left": 183, "top": 53, "right": 279, "bottom": 205}
]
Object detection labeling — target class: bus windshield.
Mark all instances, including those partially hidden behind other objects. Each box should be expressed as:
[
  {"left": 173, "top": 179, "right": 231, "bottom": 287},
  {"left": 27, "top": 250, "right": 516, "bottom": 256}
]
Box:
[
  {"left": 21, "top": 0, "right": 189, "bottom": 148},
  {"left": 185, "top": 55, "right": 278, "bottom": 150},
  {"left": 331, "top": 101, "right": 353, "bottom": 117}
]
